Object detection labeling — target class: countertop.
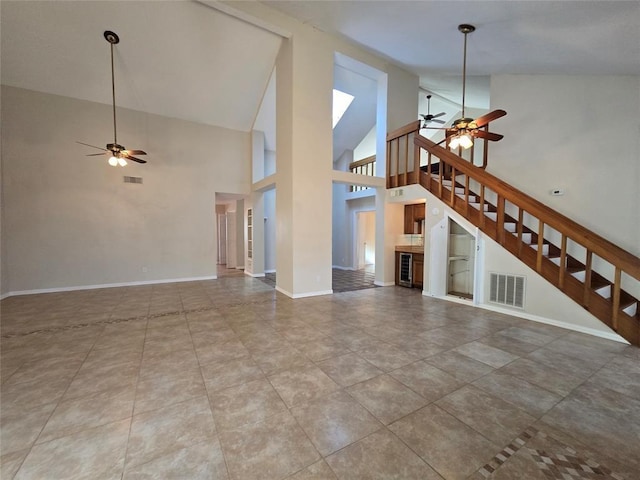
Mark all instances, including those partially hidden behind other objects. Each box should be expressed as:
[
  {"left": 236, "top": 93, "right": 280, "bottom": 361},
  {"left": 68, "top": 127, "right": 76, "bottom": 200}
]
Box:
[{"left": 395, "top": 245, "right": 424, "bottom": 254}]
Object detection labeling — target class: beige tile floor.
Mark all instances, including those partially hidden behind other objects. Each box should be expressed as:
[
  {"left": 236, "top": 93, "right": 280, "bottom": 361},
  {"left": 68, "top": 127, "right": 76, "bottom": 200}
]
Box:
[{"left": 1, "top": 271, "right": 639, "bottom": 479}]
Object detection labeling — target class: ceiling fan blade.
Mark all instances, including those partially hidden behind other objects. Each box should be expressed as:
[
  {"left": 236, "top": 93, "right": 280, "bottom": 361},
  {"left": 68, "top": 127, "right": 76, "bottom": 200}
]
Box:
[
  {"left": 432, "top": 112, "right": 446, "bottom": 119},
  {"left": 76, "top": 141, "right": 108, "bottom": 151},
  {"left": 472, "top": 109, "right": 507, "bottom": 128},
  {"left": 86, "top": 153, "right": 108, "bottom": 157},
  {"left": 123, "top": 154, "right": 147, "bottom": 164},
  {"left": 473, "top": 130, "right": 504, "bottom": 141},
  {"left": 123, "top": 149, "right": 147, "bottom": 156},
  {"left": 432, "top": 119, "right": 446, "bottom": 124}
]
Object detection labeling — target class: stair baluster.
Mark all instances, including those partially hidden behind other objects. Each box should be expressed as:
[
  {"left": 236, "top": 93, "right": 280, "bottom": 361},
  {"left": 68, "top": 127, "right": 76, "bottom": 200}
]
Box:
[{"left": 385, "top": 120, "right": 640, "bottom": 346}]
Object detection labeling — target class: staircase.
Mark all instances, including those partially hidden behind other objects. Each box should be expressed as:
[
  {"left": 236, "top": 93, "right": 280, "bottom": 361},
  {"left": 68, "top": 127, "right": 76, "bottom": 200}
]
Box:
[{"left": 387, "top": 121, "right": 640, "bottom": 346}]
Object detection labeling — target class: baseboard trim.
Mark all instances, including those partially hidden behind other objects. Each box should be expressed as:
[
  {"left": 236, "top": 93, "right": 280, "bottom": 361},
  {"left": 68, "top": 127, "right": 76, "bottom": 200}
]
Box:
[
  {"left": 424, "top": 293, "right": 628, "bottom": 345},
  {"left": 2, "top": 275, "right": 219, "bottom": 299},
  {"left": 374, "top": 281, "right": 396, "bottom": 287},
  {"left": 264, "top": 269, "right": 276, "bottom": 274},
  {"left": 332, "top": 265, "right": 355, "bottom": 271},
  {"left": 479, "top": 302, "right": 629, "bottom": 344},
  {"left": 245, "top": 272, "right": 266, "bottom": 278},
  {"left": 275, "top": 286, "right": 333, "bottom": 299}
]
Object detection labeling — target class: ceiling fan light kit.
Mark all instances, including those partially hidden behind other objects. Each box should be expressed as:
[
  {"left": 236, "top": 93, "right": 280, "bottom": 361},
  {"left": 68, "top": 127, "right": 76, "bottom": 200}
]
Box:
[
  {"left": 77, "top": 30, "right": 148, "bottom": 167},
  {"left": 439, "top": 24, "right": 506, "bottom": 151},
  {"left": 420, "top": 94, "right": 446, "bottom": 128}
]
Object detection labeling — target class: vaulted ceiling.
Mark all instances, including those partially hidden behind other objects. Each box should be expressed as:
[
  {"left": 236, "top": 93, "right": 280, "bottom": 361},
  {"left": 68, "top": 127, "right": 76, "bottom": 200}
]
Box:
[
  {"left": 1, "top": 1, "right": 282, "bottom": 131},
  {"left": 2, "top": 1, "right": 638, "bottom": 135},
  {"left": 264, "top": 0, "right": 640, "bottom": 108}
]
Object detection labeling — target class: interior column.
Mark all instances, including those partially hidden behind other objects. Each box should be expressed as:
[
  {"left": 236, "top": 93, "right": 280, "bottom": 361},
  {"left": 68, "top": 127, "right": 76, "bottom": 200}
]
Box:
[{"left": 274, "top": 30, "right": 333, "bottom": 297}]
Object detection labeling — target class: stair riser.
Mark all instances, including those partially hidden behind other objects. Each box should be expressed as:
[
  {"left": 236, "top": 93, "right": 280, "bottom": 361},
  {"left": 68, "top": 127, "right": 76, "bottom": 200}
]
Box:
[{"left": 421, "top": 175, "right": 639, "bottom": 345}]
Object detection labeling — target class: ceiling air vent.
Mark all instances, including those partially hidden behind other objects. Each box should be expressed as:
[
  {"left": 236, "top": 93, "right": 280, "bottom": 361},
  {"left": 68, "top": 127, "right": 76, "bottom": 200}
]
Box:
[
  {"left": 489, "top": 273, "right": 525, "bottom": 308},
  {"left": 124, "top": 176, "right": 143, "bottom": 184}
]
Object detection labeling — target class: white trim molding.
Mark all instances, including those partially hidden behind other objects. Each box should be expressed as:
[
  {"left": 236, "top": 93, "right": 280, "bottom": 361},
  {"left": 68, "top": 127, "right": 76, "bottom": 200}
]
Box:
[
  {"left": 2, "top": 275, "right": 219, "bottom": 299},
  {"left": 424, "top": 291, "right": 629, "bottom": 345},
  {"left": 275, "top": 286, "right": 333, "bottom": 299}
]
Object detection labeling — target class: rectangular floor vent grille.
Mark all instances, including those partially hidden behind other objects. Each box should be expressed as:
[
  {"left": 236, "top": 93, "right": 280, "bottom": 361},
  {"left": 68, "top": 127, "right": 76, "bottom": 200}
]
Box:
[
  {"left": 124, "top": 176, "right": 143, "bottom": 184},
  {"left": 489, "top": 273, "right": 525, "bottom": 308}
]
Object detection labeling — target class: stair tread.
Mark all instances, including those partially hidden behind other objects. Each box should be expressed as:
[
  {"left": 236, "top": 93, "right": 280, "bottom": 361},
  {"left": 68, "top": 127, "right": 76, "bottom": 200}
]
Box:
[
  {"left": 590, "top": 279, "right": 610, "bottom": 289},
  {"left": 620, "top": 298, "right": 637, "bottom": 309},
  {"left": 419, "top": 168, "right": 639, "bottom": 345}
]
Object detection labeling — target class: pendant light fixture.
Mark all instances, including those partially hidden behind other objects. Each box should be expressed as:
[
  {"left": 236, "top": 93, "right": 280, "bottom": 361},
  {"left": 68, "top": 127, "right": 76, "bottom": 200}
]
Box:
[
  {"left": 77, "top": 31, "right": 148, "bottom": 166},
  {"left": 450, "top": 24, "right": 475, "bottom": 150}
]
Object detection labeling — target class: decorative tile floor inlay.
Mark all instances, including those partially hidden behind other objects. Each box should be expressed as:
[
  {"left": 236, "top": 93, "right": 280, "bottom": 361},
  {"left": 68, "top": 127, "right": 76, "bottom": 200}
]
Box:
[
  {"left": 527, "top": 448, "right": 625, "bottom": 480},
  {"left": 476, "top": 427, "right": 626, "bottom": 480},
  {"left": 477, "top": 427, "right": 538, "bottom": 478}
]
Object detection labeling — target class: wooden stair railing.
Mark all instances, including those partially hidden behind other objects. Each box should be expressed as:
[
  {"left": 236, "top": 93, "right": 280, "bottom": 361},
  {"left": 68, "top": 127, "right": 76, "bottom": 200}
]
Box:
[{"left": 387, "top": 122, "right": 640, "bottom": 346}]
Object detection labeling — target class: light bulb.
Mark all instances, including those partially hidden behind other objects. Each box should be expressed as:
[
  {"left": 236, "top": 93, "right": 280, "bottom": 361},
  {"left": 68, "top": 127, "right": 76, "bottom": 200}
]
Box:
[
  {"left": 108, "top": 156, "right": 118, "bottom": 166},
  {"left": 449, "top": 136, "right": 460, "bottom": 150},
  {"left": 118, "top": 157, "right": 128, "bottom": 167},
  {"left": 459, "top": 133, "right": 473, "bottom": 149}
]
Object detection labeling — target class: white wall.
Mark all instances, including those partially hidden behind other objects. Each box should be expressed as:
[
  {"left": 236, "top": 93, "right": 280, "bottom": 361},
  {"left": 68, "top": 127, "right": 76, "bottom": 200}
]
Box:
[
  {"left": 216, "top": 1, "right": 419, "bottom": 295},
  {"left": 490, "top": 75, "right": 640, "bottom": 257},
  {"left": 264, "top": 188, "right": 276, "bottom": 272},
  {"left": 1, "top": 86, "right": 250, "bottom": 294},
  {"left": 226, "top": 211, "right": 237, "bottom": 269},
  {"left": 235, "top": 199, "right": 245, "bottom": 269},
  {"left": 481, "top": 232, "right": 616, "bottom": 337},
  {"left": 263, "top": 151, "right": 276, "bottom": 272},
  {"left": 1, "top": 158, "right": 7, "bottom": 296},
  {"left": 353, "top": 125, "right": 376, "bottom": 162},
  {"left": 419, "top": 189, "right": 624, "bottom": 342},
  {"left": 265, "top": 150, "right": 276, "bottom": 177}
]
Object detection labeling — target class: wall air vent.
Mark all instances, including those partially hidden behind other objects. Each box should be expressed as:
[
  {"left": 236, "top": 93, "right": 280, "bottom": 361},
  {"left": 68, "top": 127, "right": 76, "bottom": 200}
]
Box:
[
  {"left": 124, "top": 176, "right": 143, "bottom": 184},
  {"left": 489, "top": 273, "right": 525, "bottom": 308}
]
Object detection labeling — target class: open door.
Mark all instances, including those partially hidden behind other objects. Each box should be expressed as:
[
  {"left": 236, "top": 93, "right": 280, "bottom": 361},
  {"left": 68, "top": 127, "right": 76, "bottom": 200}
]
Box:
[
  {"left": 447, "top": 218, "right": 475, "bottom": 299},
  {"left": 356, "top": 211, "right": 376, "bottom": 270}
]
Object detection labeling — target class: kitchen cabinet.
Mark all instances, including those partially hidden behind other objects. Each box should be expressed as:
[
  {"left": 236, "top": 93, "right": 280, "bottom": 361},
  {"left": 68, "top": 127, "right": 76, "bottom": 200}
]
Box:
[
  {"left": 412, "top": 255, "right": 424, "bottom": 288},
  {"left": 404, "top": 203, "right": 426, "bottom": 234},
  {"left": 395, "top": 249, "right": 424, "bottom": 289}
]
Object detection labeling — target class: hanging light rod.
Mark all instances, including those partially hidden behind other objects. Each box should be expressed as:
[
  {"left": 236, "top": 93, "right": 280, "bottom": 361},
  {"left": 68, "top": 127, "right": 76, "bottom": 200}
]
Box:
[
  {"left": 76, "top": 30, "right": 148, "bottom": 166},
  {"left": 424, "top": 23, "right": 506, "bottom": 152},
  {"left": 104, "top": 31, "right": 120, "bottom": 160},
  {"left": 458, "top": 24, "right": 474, "bottom": 122}
]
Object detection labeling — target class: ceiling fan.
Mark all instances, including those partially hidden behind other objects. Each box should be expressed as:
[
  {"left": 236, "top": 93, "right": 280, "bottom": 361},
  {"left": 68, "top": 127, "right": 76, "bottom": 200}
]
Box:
[
  {"left": 420, "top": 94, "right": 446, "bottom": 127},
  {"left": 77, "top": 31, "right": 147, "bottom": 166},
  {"left": 425, "top": 24, "right": 506, "bottom": 150}
]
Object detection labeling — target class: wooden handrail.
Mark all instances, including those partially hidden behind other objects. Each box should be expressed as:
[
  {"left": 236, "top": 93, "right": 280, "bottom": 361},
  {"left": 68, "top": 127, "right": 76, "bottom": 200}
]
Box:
[
  {"left": 387, "top": 120, "right": 420, "bottom": 142},
  {"left": 349, "top": 155, "right": 375, "bottom": 170},
  {"left": 414, "top": 134, "right": 640, "bottom": 280}
]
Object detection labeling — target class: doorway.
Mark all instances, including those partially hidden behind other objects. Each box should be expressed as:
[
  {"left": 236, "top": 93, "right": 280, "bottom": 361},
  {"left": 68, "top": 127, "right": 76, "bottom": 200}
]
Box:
[
  {"left": 447, "top": 218, "right": 475, "bottom": 299},
  {"left": 217, "top": 213, "right": 227, "bottom": 265},
  {"left": 356, "top": 210, "right": 376, "bottom": 271}
]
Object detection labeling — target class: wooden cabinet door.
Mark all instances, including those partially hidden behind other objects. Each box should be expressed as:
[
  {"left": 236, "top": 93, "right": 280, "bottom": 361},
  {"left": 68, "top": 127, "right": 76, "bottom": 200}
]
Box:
[
  {"left": 404, "top": 204, "right": 414, "bottom": 234},
  {"left": 404, "top": 203, "right": 425, "bottom": 234},
  {"left": 414, "top": 203, "right": 425, "bottom": 221},
  {"left": 413, "top": 256, "right": 424, "bottom": 288}
]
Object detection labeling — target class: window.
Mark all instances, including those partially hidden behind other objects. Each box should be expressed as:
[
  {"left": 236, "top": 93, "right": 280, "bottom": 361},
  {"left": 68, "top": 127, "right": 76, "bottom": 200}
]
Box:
[{"left": 333, "top": 89, "right": 354, "bottom": 128}]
